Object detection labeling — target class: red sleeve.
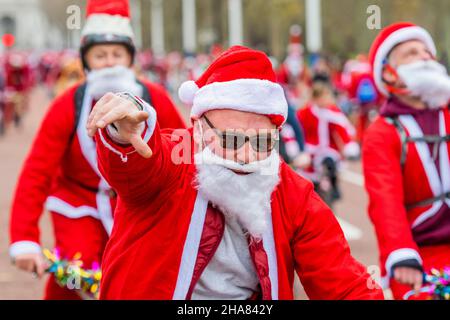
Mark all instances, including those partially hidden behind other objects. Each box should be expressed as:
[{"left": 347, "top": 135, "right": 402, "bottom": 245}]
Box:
[
  {"left": 296, "top": 107, "right": 308, "bottom": 127},
  {"left": 362, "top": 119, "right": 420, "bottom": 273},
  {"left": 143, "top": 80, "right": 187, "bottom": 130},
  {"left": 330, "top": 121, "right": 352, "bottom": 146},
  {"left": 293, "top": 183, "right": 384, "bottom": 299},
  {"left": 9, "top": 88, "right": 76, "bottom": 247},
  {"left": 95, "top": 106, "right": 188, "bottom": 206}
]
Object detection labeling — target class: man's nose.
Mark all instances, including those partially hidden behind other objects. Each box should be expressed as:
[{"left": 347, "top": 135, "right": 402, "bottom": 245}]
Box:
[
  {"left": 106, "top": 55, "right": 116, "bottom": 67},
  {"left": 235, "top": 141, "right": 257, "bottom": 164},
  {"left": 420, "top": 50, "right": 433, "bottom": 61}
]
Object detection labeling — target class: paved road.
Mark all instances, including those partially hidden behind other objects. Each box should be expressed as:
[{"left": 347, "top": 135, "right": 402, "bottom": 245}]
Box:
[{"left": 0, "top": 87, "right": 384, "bottom": 299}]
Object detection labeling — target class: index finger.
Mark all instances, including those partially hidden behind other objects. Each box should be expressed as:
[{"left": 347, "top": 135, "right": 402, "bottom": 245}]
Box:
[{"left": 129, "top": 134, "right": 153, "bottom": 158}]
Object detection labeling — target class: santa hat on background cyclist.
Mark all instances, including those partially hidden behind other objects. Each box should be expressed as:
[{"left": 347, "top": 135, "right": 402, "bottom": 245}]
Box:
[
  {"left": 368, "top": 22, "right": 437, "bottom": 97},
  {"left": 178, "top": 45, "right": 288, "bottom": 127},
  {"left": 80, "top": 0, "right": 136, "bottom": 70}
]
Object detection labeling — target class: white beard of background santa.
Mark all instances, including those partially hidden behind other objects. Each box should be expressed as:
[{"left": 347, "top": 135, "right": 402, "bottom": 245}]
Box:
[
  {"left": 397, "top": 60, "right": 450, "bottom": 109},
  {"left": 194, "top": 145, "right": 281, "bottom": 239},
  {"left": 87, "top": 65, "right": 143, "bottom": 100}
]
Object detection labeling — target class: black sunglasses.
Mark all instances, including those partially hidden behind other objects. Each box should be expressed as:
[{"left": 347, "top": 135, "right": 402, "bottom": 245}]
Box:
[{"left": 202, "top": 116, "right": 279, "bottom": 153}]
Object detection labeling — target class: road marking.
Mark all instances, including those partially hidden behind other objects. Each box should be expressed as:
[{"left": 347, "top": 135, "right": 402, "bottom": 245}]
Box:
[
  {"left": 336, "top": 216, "right": 363, "bottom": 241},
  {"left": 340, "top": 168, "right": 365, "bottom": 187},
  {"left": 0, "top": 272, "right": 15, "bottom": 283}
]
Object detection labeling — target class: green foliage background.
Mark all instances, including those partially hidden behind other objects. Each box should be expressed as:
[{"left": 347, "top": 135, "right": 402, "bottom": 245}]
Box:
[{"left": 41, "top": 0, "right": 450, "bottom": 59}]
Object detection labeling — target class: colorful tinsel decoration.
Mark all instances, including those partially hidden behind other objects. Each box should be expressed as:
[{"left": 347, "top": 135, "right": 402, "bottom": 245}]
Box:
[
  {"left": 403, "top": 267, "right": 450, "bottom": 300},
  {"left": 42, "top": 248, "right": 101, "bottom": 300}
]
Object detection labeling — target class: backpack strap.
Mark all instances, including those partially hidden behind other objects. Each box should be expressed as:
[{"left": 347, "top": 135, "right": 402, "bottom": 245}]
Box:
[
  {"left": 406, "top": 191, "right": 450, "bottom": 210},
  {"left": 407, "top": 134, "right": 450, "bottom": 160},
  {"left": 385, "top": 116, "right": 450, "bottom": 210},
  {"left": 385, "top": 116, "right": 408, "bottom": 166},
  {"left": 71, "top": 82, "right": 88, "bottom": 142},
  {"left": 136, "top": 79, "right": 153, "bottom": 106}
]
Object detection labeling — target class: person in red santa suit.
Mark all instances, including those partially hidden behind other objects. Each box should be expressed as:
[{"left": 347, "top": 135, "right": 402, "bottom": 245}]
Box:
[
  {"left": 341, "top": 54, "right": 381, "bottom": 144},
  {"left": 363, "top": 22, "right": 450, "bottom": 300},
  {"left": 297, "top": 82, "right": 360, "bottom": 204},
  {"left": 9, "top": 0, "right": 186, "bottom": 300},
  {"left": 86, "top": 46, "right": 384, "bottom": 300},
  {"left": 277, "top": 25, "right": 311, "bottom": 108}
]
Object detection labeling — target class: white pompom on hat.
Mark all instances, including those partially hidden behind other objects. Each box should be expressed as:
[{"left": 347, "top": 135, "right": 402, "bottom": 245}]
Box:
[{"left": 178, "top": 80, "right": 199, "bottom": 105}]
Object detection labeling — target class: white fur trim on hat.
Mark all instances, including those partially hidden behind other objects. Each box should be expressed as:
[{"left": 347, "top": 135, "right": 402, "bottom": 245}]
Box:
[
  {"left": 82, "top": 13, "right": 134, "bottom": 39},
  {"left": 178, "top": 80, "right": 199, "bottom": 105},
  {"left": 190, "top": 79, "right": 288, "bottom": 123},
  {"left": 373, "top": 26, "right": 436, "bottom": 96}
]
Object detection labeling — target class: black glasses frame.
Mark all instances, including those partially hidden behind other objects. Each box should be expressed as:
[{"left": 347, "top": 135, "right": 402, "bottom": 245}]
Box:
[{"left": 202, "top": 115, "right": 279, "bottom": 153}]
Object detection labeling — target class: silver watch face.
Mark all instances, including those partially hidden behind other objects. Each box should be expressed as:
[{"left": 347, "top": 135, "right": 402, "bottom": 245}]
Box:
[{"left": 116, "top": 92, "right": 144, "bottom": 111}]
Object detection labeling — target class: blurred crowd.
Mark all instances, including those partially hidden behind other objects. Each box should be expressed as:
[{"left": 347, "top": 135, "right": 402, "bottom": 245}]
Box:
[
  {"left": 0, "top": 26, "right": 386, "bottom": 208},
  {"left": 6, "top": 21, "right": 450, "bottom": 213}
]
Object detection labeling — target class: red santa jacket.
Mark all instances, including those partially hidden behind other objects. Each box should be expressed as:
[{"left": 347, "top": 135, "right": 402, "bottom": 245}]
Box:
[
  {"left": 9, "top": 79, "right": 186, "bottom": 257},
  {"left": 95, "top": 105, "right": 383, "bottom": 300},
  {"left": 363, "top": 105, "right": 450, "bottom": 288},
  {"left": 297, "top": 103, "right": 359, "bottom": 180}
]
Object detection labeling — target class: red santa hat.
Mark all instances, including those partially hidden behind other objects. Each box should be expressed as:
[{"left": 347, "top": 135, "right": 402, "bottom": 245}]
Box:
[
  {"left": 369, "top": 22, "right": 436, "bottom": 96},
  {"left": 80, "top": 0, "right": 135, "bottom": 69},
  {"left": 178, "top": 46, "right": 288, "bottom": 127}
]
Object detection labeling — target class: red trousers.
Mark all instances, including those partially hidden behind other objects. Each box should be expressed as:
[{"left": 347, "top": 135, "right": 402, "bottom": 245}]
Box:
[
  {"left": 44, "top": 212, "right": 108, "bottom": 300},
  {"left": 390, "top": 243, "right": 450, "bottom": 300}
]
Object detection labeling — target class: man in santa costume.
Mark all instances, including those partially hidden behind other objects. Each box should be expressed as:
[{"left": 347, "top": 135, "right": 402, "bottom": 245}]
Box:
[
  {"left": 87, "top": 46, "right": 383, "bottom": 300},
  {"left": 276, "top": 24, "right": 311, "bottom": 109},
  {"left": 297, "top": 82, "right": 360, "bottom": 202},
  {"left": 9, "top": 0, "right": 185, "bottom": 299},
  {"left": 363, "top": 22, "right": 450, "bottom": 299}
]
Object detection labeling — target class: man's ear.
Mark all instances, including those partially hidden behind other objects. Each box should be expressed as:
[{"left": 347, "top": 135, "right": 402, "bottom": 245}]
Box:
[{"left": 382, "top": 66, "right": 397, "bottom": 85}]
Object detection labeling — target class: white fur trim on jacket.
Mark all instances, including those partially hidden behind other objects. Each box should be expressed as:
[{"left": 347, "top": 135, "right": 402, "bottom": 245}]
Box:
[
  {"left": 45, "top": 196, "right": 100, "bottom": 219},
  {"left": 9, "top": 241, "right": 41, "bottom": 258},
  {"left": 343, "top": 141, "right": 360, "bottom": 159},
  {"left": 82, "top": 13, "right": 134, "bottom": 39},
  {"left": 373, "top": 26, "right": 436, "bottom": 96},
  {"left": 385, "top": 248, "right": 422, "bottom": 278},
  {"left": 189, "top": 79, "right": 288, "bottom": 124}
]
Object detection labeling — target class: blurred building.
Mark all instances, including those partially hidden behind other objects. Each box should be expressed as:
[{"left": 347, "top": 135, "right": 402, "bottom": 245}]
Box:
[{"left": 0, "top": 0, "right": 63, "bottom": 51}]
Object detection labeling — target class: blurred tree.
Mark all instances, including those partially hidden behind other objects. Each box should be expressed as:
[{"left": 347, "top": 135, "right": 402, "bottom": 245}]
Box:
[{"left": 36, "top": 0, "right": 448, "bottom": 61}]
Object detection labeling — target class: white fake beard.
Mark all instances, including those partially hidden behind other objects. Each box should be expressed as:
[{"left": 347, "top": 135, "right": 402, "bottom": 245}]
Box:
[
  {"left": 194, "top": 146, "right": 281, "bottom": 239},
  {"left": 86, "top": 65, "right": 143, "bottom": 100},
  {"left": 285, "top": 55, "right": 303, "bottom": 78},
  {"left": 397, "top": 60, "right": 450, "bottom": 109}
]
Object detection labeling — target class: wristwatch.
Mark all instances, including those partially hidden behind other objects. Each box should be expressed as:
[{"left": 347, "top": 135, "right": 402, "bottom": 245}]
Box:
[
  {"left": 111, "top": 93, "right": 145, "bottom": 132},
  {"left": 116, "top": 92, "right": 144, "bottom": 111}
]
